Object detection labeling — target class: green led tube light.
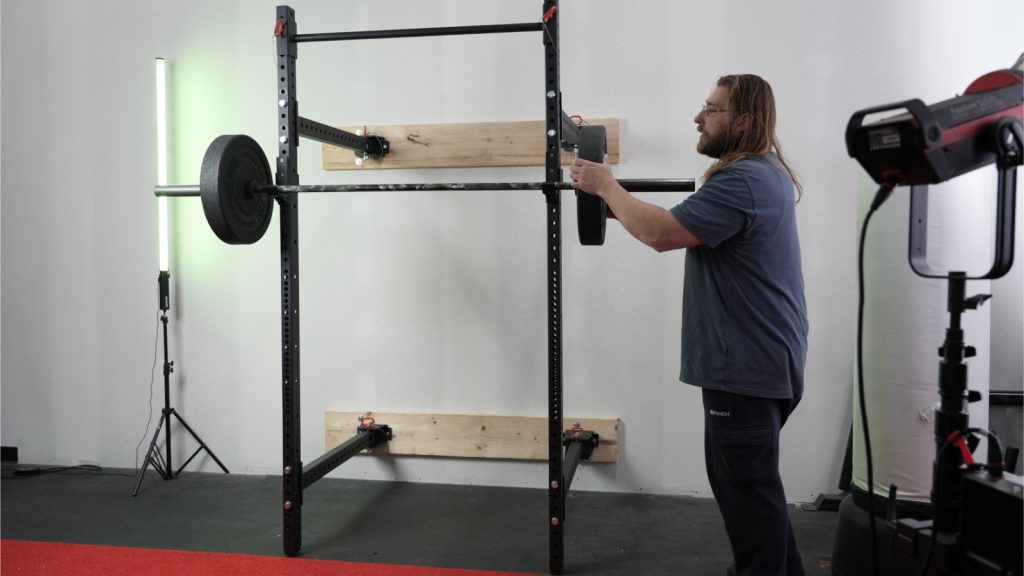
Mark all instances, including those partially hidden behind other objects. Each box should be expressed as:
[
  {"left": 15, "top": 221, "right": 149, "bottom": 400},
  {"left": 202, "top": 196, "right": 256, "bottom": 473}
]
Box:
[{"left": 156, "top": 58, "right": 169, "bottom": 272}]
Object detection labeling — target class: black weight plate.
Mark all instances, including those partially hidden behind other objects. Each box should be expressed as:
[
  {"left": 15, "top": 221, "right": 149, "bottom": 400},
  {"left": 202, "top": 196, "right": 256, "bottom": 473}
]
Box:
[
  {"left": 576, "top": 125, "right": 608, "bottom": 246},
  {"left": 200, "top": 135, "right": 274, "bottom": 245}
]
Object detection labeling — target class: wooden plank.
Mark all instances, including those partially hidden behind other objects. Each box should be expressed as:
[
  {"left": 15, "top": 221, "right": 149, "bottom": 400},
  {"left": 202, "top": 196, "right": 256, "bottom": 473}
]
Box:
[
  {"left": 325, "top": 411, "right": 619, "bottom": 463},
  {"left": 322, "top": 118, "right": 619, "bottom": 170}
]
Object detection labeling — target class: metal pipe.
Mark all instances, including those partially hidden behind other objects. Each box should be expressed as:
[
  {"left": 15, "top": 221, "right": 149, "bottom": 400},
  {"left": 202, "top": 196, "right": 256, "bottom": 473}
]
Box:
[
  {"left": 294, "top": 22, "right": 543, "bottom": 43},
  {"left": 154, "top": 179, "right": 695, "bottom": 197},
  {"left": 155, "top": 185, "right": 204, "bottom": 196}
]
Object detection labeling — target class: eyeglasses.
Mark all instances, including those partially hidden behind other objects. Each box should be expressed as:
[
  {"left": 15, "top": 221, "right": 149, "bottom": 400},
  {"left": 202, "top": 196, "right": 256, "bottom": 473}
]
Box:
[{"left": 699, "top": 104, "right": 730, "bottom": 116}]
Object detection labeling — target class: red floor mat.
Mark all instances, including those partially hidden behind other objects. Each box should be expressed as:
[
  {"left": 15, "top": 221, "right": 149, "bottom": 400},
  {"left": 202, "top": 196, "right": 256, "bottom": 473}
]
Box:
[{"left": 0, "top": 539, "right": 543, "bottom": 576}]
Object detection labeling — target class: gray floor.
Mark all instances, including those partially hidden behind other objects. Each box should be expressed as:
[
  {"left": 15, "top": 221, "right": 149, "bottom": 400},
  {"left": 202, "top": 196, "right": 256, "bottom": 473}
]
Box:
[{"left": 1, "top": 465, "right": 840, "bottom": 575}]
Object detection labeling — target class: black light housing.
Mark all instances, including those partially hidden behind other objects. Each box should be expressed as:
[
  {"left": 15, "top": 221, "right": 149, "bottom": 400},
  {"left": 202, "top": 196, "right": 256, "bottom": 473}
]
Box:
[{"left": 846, "top": 57, "right": 1023, "bottom": 186}]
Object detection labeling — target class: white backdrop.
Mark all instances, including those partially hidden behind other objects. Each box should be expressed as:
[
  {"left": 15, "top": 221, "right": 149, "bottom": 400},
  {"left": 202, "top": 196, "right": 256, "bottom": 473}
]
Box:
[{"left": 2, "top": 0, "right": 1022, "bottom": 502}]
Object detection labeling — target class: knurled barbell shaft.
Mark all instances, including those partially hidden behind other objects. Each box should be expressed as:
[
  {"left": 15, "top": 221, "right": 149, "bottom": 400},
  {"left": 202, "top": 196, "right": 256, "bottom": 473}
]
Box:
[{"left": 155, "top": 179, "right": 694, "bottom": 197}]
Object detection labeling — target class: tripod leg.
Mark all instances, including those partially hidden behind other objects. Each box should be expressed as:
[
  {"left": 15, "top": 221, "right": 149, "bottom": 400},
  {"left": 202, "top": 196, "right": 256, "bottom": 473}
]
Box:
[
  {"left": 132, "top": 412, "right": 172, "bottom": 497},
  {"left": 171, "top": 410, "right": 230, "bottom": 475}
]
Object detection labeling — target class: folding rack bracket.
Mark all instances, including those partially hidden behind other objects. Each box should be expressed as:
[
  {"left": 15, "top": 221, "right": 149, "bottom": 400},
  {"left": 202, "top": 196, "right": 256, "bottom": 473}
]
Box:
[
  {"left": 302, "top": 424, "right": 392, "bottom": 490},
  {"left": 562, "top": 426, "right": 600, "bottom": 495},
  {"left": 297, "top": 116, "right": 389, "bottom": 161}
]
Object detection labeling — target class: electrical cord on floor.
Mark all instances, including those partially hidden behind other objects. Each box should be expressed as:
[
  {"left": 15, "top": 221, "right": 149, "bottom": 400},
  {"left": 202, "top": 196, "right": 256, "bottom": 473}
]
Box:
[
  {"left": 857, "top": 180, "right": 896, "bottom": 576},
  {"left": 2, "top": 464, "right": 136, "bottom": 479},
  {"left": 133, "top": 312, "right": 162, "bottom": 473}
]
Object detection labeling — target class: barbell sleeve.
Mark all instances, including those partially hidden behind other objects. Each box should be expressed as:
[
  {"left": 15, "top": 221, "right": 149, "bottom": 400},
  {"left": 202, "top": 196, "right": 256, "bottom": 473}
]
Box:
[{"left": 155, "top": 185, "right": 202, "bottom": 197}]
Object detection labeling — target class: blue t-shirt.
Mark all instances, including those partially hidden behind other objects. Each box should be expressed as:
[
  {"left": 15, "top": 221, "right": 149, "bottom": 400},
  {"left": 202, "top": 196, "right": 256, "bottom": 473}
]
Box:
[{"left": 670, "top": 154, "right": 807, "bottom": 400}]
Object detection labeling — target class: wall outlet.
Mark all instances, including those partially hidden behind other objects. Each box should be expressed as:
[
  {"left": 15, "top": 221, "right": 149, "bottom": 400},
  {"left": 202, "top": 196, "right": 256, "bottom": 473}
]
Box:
[{"left": 1, "top": 446, "right": 18, "bottom": 462}]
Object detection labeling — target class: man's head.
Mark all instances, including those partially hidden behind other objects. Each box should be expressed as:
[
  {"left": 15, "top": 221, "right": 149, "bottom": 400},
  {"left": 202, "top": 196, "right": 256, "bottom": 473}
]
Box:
[
  {"left": 695, "top": 74, "right": 802, "bottom": 198},
  {"left": 694, "top": 74, "right": 776, "bottom": 160}
]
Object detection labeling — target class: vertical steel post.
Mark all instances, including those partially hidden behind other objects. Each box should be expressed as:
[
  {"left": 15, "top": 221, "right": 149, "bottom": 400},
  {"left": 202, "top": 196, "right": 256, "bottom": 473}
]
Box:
[
  {"left": 541, "top": 1, "right": 565, "bottom": 573},
  {"left": 275, "top": 5, "right": 304, "bottom": 557}
]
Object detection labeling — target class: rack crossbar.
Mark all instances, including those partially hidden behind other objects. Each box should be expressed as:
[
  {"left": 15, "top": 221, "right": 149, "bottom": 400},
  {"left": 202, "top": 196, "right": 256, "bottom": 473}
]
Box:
[{"left": 295, "top": 22, "right": 543, "bottom": 43}]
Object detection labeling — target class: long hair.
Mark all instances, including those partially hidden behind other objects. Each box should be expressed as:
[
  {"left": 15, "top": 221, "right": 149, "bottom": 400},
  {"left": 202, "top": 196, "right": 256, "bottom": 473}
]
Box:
[{"left": 703, "top": 74, "right": 803, "bottom": 200}]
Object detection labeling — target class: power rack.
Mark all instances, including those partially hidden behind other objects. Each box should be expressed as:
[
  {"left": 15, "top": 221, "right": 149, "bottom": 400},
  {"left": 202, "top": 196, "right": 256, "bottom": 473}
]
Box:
[{"left": 272, "top": 3, "right": 594, "bottom": 573}]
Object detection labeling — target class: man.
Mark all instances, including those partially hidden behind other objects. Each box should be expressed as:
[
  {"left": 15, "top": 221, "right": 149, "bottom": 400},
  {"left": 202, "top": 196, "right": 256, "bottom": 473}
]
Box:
[{"left": 569, "top": 74, "right": 808, "bottom": 576}]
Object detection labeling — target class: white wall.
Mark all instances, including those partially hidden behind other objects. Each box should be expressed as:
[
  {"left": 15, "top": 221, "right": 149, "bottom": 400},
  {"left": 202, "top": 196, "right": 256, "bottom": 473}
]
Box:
[{"left": 2, "top": 0, "right": 1021, "bottom": 502}]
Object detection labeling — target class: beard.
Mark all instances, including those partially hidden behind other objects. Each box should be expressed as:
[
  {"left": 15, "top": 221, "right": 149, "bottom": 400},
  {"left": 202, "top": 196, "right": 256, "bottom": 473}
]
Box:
[{"left": 696, "top": 128, "right": 731, "bottom": 159}]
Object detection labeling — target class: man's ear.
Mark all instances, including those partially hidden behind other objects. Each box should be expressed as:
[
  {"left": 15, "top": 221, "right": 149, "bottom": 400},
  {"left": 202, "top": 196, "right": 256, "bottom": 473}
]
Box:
[{"left": 732, "top": 112, "right": 751, "bottom": 135}]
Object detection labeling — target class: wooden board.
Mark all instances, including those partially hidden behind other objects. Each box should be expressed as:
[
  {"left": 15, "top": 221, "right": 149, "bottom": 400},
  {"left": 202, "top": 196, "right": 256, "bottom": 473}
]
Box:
[
  {"left": 322, "top": 118, "right": 619, "bottom": 170},
  {"left": 325, "top": 411, "right": 619, "bottom": 462}
]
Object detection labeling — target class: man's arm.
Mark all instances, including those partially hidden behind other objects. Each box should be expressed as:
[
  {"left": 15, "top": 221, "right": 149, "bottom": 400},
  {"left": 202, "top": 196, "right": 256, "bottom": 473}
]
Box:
[{"left": 570, "top": 156, "right": 702, "bottom": 252}]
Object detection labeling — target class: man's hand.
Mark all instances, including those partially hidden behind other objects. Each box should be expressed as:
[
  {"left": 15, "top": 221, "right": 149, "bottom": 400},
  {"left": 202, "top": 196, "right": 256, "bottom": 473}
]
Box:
[
  {"left": 569, "top": 154, "right": 617, "bottom": 197},
  {"left": 571, "top": 153, "right": 698, "bottom": 251}
]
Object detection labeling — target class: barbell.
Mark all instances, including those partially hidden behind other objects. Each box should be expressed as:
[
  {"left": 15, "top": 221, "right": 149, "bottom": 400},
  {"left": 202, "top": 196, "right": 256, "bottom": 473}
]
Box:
[{"left": 153, "top": 126, "right": 695, "bottom": 245}]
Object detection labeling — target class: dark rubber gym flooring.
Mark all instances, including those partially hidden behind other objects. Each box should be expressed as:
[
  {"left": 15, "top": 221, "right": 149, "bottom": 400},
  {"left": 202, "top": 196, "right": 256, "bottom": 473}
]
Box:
[{"left": 1, "top": 465, "right": 840, "bottom": 575}]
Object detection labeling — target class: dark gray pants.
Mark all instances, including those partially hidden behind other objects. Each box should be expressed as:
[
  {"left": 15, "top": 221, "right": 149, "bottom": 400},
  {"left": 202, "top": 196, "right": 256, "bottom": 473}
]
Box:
[{"left": 702, "top": 388, "right": 805, "bottom": 576}]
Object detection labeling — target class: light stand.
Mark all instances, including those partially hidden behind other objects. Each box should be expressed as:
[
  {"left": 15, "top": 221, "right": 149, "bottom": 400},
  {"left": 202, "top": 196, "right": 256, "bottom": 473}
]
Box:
[{"left": 132, "top": 272, "right": 229, "bottom": 496}]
